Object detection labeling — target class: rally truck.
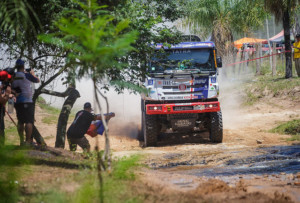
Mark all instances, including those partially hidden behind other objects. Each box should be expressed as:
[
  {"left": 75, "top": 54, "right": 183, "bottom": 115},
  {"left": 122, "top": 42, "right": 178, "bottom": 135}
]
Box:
[{"left": 141, "top": 37, "right": 223, "bottom": 147}]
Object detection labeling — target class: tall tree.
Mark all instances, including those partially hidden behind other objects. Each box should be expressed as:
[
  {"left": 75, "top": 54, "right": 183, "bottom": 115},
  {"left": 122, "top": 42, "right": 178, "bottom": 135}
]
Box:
[
  {"left": 0, "top": 0, "right": 77, "bottom": 145},
  {"left": 40, "top": 0, "right": 138, "bottom": 166},
  {"left": 264, "top": 0, "right": 300, "bottom": 79},
  {"left": 97, "top": 0, "right": 183, "bottom": 89},
  {"left": 183, "top": 0, "right": 267, "bottom": 58}
]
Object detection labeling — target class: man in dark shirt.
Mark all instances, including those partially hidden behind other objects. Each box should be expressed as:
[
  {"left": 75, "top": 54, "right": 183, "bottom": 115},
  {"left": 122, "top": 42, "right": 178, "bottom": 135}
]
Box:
[{"left": 67, "top": 102, "right": 115, "bottom": 152}]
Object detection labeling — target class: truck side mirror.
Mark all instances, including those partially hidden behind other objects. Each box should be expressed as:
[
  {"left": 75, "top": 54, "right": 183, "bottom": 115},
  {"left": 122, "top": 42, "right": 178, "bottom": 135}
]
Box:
[{"left": 216, "top": 56, "right": 222, "bottom": 68}]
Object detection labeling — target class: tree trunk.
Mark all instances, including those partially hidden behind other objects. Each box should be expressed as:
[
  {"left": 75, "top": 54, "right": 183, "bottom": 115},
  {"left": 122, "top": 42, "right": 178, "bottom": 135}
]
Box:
[
  {"left": 266, "top": 17, "right": 272, "bottom": 70},
  {"left": 32, "top": 102, "right": 46, "bottom": 146},
  {"left": 55, "top": 88, "right": 80, "bottom": 148},
  {"left": 255, "top": 43, "right": 261, "bottom": 75},
  {"left": 238, "top": 50, "right": 244, "bottom": 76},
  {"left": 30, "top": 65, "right": 69, "bottom": 145},
  {"left": 295, "top": 15, "right": 300, "bottom": 34},
  {"left": 273, "top": 16, "right": 276, "bottom": 36},
  {"left": 233, "top": 49, "right": 238, "bottom": 77},
  {"left": 283, "top": 0, "right": 293, "bottom": 79},
  {"left": 272, "top": 42, "right": 277, "bottom": 76},
  {"left": 32, "top": 126, "right": 46, "bottom": 146}
]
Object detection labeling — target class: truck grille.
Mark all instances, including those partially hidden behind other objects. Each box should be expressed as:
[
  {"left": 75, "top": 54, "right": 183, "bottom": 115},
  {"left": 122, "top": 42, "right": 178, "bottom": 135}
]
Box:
[
  {"left": 163, "top": 91, "right": 202, "bottom": 95},
  {"left": 162, "top": 84, "right": 205, "bottom": 89},
  {"left": 173, "top": 106, "right": 193, "bottom": 111},
  {"left": 168, "top": 114, "right": 198, "bottom": 119}
]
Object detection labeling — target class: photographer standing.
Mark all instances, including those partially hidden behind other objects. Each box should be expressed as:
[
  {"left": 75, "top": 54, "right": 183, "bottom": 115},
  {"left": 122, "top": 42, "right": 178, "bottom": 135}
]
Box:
[
  {"left": 12, "top": 59, "right": 40, "bottom": 146},
  {"left": 0, "top": 69, "right": 14, "bottom": 146}
]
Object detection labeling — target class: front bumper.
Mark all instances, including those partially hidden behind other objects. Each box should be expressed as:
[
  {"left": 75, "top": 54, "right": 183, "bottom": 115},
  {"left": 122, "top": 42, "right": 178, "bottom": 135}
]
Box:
[{"left": 146, "top": 101, "right": 220, "bottom": 115}]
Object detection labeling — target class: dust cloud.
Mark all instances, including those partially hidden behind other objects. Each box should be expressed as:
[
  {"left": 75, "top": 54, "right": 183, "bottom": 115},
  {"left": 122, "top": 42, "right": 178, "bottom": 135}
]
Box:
[
  {"left": 218, "top": 64, "right": 254, "bottom": 130},
  {"left": 43, "top": 77, "right": 142, "bottom": 139},
  {"left": 44, "top": 63, "right": 254, "bottom": 137}
]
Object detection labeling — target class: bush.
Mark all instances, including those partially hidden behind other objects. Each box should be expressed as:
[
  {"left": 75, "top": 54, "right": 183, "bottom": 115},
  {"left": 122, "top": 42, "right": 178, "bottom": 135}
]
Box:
[{"left": 270, "top": 119, "right": 300, "bottom": 141}]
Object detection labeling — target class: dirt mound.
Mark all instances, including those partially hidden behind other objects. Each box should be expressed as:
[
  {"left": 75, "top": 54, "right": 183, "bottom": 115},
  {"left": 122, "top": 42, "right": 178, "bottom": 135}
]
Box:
[
  {"left": 193, "top": 179, "right": 230, "bottom": 195},
  {"left": 25, "top": 146, "right": 83, "bottom": 161},
  {"left": 230, "top": 191, "right": 292, "bottom": 203}
]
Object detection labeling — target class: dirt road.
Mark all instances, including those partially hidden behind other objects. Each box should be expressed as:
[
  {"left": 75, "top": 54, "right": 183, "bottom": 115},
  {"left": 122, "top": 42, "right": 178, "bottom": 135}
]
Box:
[
  {"left": 22, "top": 91, "right": 300, "bottom": 202},
  {"left": 108, "top": 97, "right": 300, "bottom": 202}
]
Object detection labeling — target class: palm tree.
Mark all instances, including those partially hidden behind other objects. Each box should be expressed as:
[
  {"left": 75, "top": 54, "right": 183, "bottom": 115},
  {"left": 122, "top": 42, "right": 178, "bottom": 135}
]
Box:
[
  {"left": 264, "top": 0, "right": 300, "bottom": 79},
  {"left": 0, "top": 0, "right": 38, "bottom": 40},
  {"left": 182, "top": 0, "right": 266, "bottom": 58}
]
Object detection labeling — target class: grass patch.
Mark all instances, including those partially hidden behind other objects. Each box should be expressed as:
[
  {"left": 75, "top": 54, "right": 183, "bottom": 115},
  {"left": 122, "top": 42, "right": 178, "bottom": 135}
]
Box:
[
  {"left": 4, "top": 126, "right": 19, "bottom": 145},
  {"left": 270, "top": 119, "right": 300, "bottom": 141},
  {"left": 74, "top": 154, "right": 142, "bottom": 203},
  {"left": 42, "top": 115, "right": 58, "bottom": 124},
  {"left": 37, "top": 96, "right": 76, "bottom": 121},
  {"left": 37, "top": 97, "right": 61, "bottom": 115},
  {"left": 0, "top": 146, "right": 29, "bottom": 202},
  {"left": 243, "top": 75, "right": 300, "bottom": 105},
  {"left": 14, "top": 153, "right": 143, "bottom": 202}
]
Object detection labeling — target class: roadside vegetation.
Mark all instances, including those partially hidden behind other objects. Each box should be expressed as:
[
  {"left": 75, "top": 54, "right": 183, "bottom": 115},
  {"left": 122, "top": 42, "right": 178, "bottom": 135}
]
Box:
[
  {"left": 37, "top": 97, "right": 75, "bottom": 124},
  {"left": 37, "top": 97, "right": 61, "bottom": 115},
  {"left": 243, "top": 62, "right": 300, "bottom": 105},
  {"left": 0, "top": 146, "right": 142, "bottom": 202},
  {"left": 270, "top": 119, "right": 300, "bottom": 141},
  {"left": 1, "top": 0, "right": 300, "bottom": 202}
]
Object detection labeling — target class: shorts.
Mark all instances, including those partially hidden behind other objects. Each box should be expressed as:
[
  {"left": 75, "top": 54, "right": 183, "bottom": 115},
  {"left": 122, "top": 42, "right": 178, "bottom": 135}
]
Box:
[
  {"left": 14, "top": 103, "right": 34, "bottom": 124},
  {"left": 68, "top": 136, "right": 90, "bottom": 151}
]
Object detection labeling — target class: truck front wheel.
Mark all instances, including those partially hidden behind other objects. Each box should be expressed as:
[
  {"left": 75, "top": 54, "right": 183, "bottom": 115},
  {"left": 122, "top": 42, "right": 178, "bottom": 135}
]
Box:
[
  {"left": 142, "top": 111, "right": 159, "bottom": 147},
  {"left": 209, "top": 111, "right": 223, "bottom": 143}
]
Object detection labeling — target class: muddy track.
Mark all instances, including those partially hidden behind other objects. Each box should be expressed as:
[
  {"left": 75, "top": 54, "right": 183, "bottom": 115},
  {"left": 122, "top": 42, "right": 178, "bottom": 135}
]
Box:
[
  {"left": 28, "top": 89, "right": 300, "bottom": 202},
  {"left": 109, "top": 98, "right": 300, "bottom": 202}
]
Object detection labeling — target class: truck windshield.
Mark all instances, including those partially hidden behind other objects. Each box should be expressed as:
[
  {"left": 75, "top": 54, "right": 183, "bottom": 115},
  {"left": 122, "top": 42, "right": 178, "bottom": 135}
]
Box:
[{"left": 149, "top": 48, "right": 215, "bottom": 73}]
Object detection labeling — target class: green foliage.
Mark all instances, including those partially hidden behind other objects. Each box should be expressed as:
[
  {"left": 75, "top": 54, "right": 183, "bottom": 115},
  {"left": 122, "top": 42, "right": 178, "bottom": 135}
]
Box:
[
  {"left": 39, "top": 0, "right": 139, "bottom": 92},
  {"left": 105, "top": 0, "right": 183, "bottom": 92},
  {"left": 74, "top": 155, "right": 142, "bottom": 202},
  {"left": 0, "top": 0, "right": 38, "bottom": 39},
  {"left": 270, "top": 119, "right": 300, "bottom": 141},
  {"left": 264, "top": 0, "right": 300, "bottom": 23},
  {"left": 112, "top": 155, "right": 140, "bottom": 180},
  {"left": 183, "top": 0, "right": 267, "bottom": 56},
  {"left": 0, "top": 146, "right": 28, "bottom": 202},
  {"left": 27, "top": 190, "right": 68, "bottom": 203}
]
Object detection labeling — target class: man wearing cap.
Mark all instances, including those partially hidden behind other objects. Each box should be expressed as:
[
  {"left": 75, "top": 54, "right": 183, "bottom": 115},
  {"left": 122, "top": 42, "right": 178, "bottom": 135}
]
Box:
[
  {"left": 12, "top": 59, "right": 40, "bottom": 145},
  {"left": 293, "top": 34, "right": 300, "bottom": 77},
  {"left": 67, "top": 102, "right": 115, "bottom": 152}
]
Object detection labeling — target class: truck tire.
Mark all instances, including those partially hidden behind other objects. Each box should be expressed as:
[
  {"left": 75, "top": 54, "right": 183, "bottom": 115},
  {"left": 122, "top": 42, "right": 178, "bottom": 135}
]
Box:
[
  {"left": 142, "top": 111, "right": 158, "bottom": 147},
  {"left": 209, "top": 111, "right": 223, "bottom": 143}
]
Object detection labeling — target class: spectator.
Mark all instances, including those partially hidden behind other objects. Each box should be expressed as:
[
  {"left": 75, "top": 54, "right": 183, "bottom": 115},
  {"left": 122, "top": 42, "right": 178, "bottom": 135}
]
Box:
[
  {"left": 67, "top": 102, "right": 115, "bottom": 152},
  {"left": 12, "top": 59, "right": 40, "bottom": 146},
  {"left": 293, "top": 34, "right": 300, "bottom": 77},
  {"left": 0, "top": 69, "right": 14, "bottom": 146}
]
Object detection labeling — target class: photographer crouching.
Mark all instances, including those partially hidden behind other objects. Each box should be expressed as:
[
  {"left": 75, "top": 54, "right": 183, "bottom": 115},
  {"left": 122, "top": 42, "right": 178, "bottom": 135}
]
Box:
[
  {"left": 12, "top": 59, "right": 40, "bottom": 146},
  {"left": 0, "top": 68, "right": 15, "bottom": 146}
]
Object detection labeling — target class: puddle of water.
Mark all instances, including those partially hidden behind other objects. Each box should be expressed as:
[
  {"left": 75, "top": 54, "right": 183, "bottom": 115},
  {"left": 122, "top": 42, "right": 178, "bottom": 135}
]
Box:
[
  {"left": 171, "top": 178, "right": 193, "bottom": 185},
  {"left": 161, "top": 145, "right": 300, "bottom": 180}
]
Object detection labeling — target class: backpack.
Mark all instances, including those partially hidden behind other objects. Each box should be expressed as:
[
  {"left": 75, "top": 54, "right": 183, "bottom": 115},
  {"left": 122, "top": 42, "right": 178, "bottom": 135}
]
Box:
[{"left": 86, "top": 120, "right": 105, "bottom": 137}]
